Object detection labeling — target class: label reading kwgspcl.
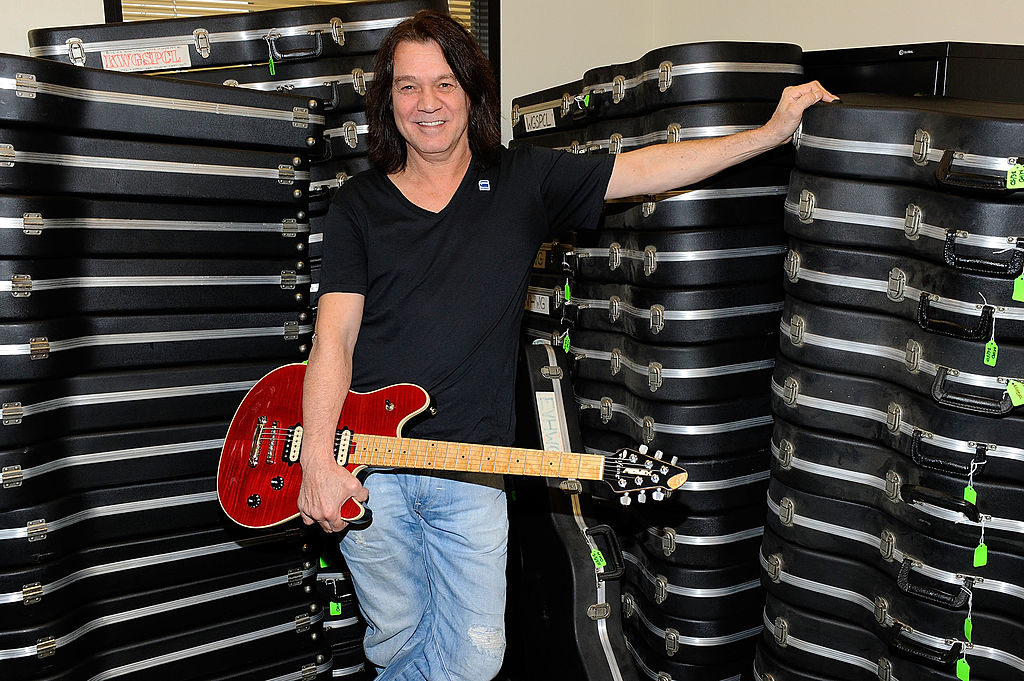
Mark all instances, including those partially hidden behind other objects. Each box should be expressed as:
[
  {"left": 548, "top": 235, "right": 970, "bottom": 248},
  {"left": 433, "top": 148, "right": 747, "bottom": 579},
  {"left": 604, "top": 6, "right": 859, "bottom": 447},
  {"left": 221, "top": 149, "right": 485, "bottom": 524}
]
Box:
[
  {"left": 523, "top": 109, "right": 556, "bottom": 133},
  {"left": 100, "top": 45, "right": 192, "bottom": 72},
  {"left": 526, "top": 293, "right": 550, "bottom": 315}
]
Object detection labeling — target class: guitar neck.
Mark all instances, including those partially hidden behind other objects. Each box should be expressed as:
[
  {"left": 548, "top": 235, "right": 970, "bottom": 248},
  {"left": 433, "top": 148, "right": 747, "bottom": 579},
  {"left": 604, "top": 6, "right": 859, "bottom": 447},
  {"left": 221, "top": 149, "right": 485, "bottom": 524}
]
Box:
[{"left": 338, "top": 431, "right": 606, "bottom": 481}]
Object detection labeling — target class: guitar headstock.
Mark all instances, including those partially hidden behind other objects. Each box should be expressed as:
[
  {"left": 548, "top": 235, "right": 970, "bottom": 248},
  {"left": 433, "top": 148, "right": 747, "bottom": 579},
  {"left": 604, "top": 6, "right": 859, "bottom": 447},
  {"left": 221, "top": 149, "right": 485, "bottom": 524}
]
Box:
[{"left": 603, "top": 445, "right": 687, "bottom": 505}]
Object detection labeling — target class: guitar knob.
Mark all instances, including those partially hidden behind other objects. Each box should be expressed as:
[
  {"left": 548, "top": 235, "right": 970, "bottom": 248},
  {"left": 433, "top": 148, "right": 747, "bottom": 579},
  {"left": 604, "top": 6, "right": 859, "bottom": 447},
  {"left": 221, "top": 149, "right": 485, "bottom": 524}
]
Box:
[
  {"left": 270, "top": 476, "right": 285, "bottom": 490},
  {"left": 637, "top": 491, "right": 647, "bottom": 504},
  {"left": 652, "top": 489, "right": 665, "bottom": 502},
  {"left": 247, "top": 494, "right": 262, "bottom": 508},
  {"left": 619, "top": 493, "right": 632, "bottom": 506}
]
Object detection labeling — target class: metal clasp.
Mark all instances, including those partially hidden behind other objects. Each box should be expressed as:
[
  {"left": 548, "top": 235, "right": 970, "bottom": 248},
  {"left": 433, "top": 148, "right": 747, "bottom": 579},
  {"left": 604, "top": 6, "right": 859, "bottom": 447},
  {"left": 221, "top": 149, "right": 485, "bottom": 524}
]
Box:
[
  {"left": 2, "top": 402, "right": 23, "bottom": 426},
  {"left": 193, "top": 29, "right": 212, "bottom": 59},
  {"left": 341, "top": 121, "right": 359, "bottom": 148},
  {"left": 879, "top": 530, "right": 896, "bottom": 561},
  {"left": 904, "top": 204, "right": 922, "bottom": 239},
  {"left": 607, "top": 242, "right": 622, "bottom": 270},
  {"left": 292, "top": 107, "right": 310, "bottom": 129},
  {"left": 886, "top": 402, "right": 903, "bottom": 433},
  {"left": 278, "top": 165, "right": 296, "bottom": 185},
  {"left": 294, "top": 613, "right": 311, "bottom": 633},
  {"left": 658, "top": 61, "right": 673, "bottom": 91},
  {"left": 283, "top": 321, "right": 299, "bottom": 340},
  {"left": 66, "top": 38, "right": 86, "bottom": 66},
  {"left": 642, "top": 416, "right": 656, "bottom": 444},
  {"left": 665, "top": 628, "right": 679, "bottom": 655},
  {"left": 782, "top": 377, "right": 799, "bottom": 406},
  {"left": 0, "top": 144, "right": 15, "bottom": 168},
  {"left": 647, "top": 362, "right": 663, "bottom": 392},
  {"left": 784, "top": 250, "right": 801, "bottom": 282},
  {"left": 789, "top": 315, "right": 805, "bottom": 346},
  {"left": 912, "top": 129, "right": 931, "bottom": 166},
  {"left": 641, "top": 201, "right": 656, "bottom": 218},
  {"left": 612, "top": 75, "right": 626, "bottom": 103},
  {"left": 666, "top": 122, "right": 682, "bottom": 144},
  {"left": 884, "top": 471, "right": 902, "bottom": 502},
  {"left": 874, "top": 596, "right": 889, "bottom": 624},
  {"left": 281, "top": 218, "right": 298, "bottom": 237},
  {"left": 608, "top": 133, "right": 623, "bottom": 155},
  {"left": 654, "top": 575, "right": 668, "bottom": 603},
  {"left": 280, "top": 270, "right": 297, "bottom": 289},
  {"left": 11, "top": 274, "right": 31, "bottom": 297},
  {"left": 797, "top": 189, "right": 816, "bottom": 223},
  {"left": 886, "top": 268, "right": 907, "bottom": 302},
  {"left": 36, "top": 636, "right": 56, "bottom": 659},
  {"left": 600, "top": 397, "right": 613, "bottom": 423},
  {"left": 30, "top": 337, "right": 49, "bottom": 360},
  {"left": 777, "top": 439, "right": 794, "bottom": 469},
  {"left": 608, "top": 296, "right": 621, "bottom": 323},
  {"left": 2, "top": 465, "right": 23, "bottom": 488},
  {"left": 22, "top": 582, "right": 42, "bottom": 605},
  {"left": 561, "top": 93, "right": 573, "bottom": 118},
  {"left": 510, "top": 104, "right": 520, "bottom": 127},
  {"left": 540, "top": 365, "right": 563, "bottom": 380},
  {"left": 661, "top": 527, "right": 676, "bottom": 556},
  {"left": 774, "top": 617, "right": 789, "bottom": 647},
  {"left": 778, "top": 497, "right": 795, "bottom": 526},
  {"left": 649, "top": 305, "right": 665, "bottom": 334},
  {"left": 609, "top": 348, "right": 622, "bottom": 375},
  {"left": 27, "top": 519, "right": 47, "bottom": 542},
  {"left": 766, "top": 553, "right": 783, "bottom": 582},
  {"left": 330, "top": 18, "right": 345, "bottom": 45},
  {"left": 352, "top": 68, "right": 366, "bottom": 95},
  {"left": 643, "top": 246, "right": 657, "bottom": 276},
  {"left": 905, "top": 340, "right": 921, "bottom": 373},
  {"left": 587, "top": 602, "right": 611, "bottom": 620}
]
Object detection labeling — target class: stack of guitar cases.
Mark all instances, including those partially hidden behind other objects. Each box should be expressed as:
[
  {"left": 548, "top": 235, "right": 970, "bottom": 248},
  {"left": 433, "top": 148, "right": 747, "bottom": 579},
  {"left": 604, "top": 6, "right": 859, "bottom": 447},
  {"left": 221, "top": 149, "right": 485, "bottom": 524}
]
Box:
[
  {"left": 27, "top": 0, "right": 448, "bottom": 309},
  {"left": 20, "top": 3, "right": 447, "bottom": 677},
  {"left": 754, "top": 94, "right": 1024, "bottom": 681},
  {"left": 512, "top": 42, "right": 806, "bottom": 680}
]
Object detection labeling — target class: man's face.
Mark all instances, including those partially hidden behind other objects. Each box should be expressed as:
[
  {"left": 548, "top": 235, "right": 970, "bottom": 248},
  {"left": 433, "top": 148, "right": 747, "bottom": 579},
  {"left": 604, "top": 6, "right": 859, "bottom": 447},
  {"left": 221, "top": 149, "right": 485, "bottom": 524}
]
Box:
[{"left": 391, "top": 39, "right": 471, "bottom": 164}]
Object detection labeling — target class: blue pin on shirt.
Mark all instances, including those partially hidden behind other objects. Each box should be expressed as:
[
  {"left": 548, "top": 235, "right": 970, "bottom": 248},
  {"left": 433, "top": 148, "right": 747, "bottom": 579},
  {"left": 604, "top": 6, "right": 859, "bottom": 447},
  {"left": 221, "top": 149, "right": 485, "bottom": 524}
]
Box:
[{"left": 478, "top": 180, "right": 490, "bottom": 191}]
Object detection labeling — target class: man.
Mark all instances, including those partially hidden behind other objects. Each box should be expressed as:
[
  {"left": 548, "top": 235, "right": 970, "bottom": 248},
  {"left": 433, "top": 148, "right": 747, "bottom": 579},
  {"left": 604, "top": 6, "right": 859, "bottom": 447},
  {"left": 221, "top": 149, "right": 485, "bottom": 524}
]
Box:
[{"left": 298, "top": 10, "right": 834, "bottom": 681}]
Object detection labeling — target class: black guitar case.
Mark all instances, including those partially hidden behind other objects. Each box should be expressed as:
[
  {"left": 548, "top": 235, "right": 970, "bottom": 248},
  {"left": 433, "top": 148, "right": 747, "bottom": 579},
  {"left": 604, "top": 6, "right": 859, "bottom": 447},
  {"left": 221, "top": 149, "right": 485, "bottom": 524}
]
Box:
[
  {"left": 784, "top": 169, "right": 1024, "bottom": 274},
  {"left": 0, "top": 53, "right": 324, "bottom": 153},
  {"left": 631, "top": 502, "right": 767, "bottom": 570},
  {"left": 510, "top": 79, "right": 586, "bottom": 140},
  {"left": 794, "top": 93, "right": 1024, "bottom": 196},
  {"left": 28, "top": 0, "right": 447, "bottom": 69}
]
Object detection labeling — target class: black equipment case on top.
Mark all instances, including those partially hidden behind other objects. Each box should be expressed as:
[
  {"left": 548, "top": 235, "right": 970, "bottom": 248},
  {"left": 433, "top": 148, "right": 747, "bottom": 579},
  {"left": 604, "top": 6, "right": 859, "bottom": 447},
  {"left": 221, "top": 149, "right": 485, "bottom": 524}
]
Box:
[
  {"left": 804, "top": 41, "right": 1024, "bottom": 105},
  {"left": 0, "top": 53, "right": 324, "bottom": 153},
  {"left": 27, "top": 0, "right": 447, "bottom": 71}
]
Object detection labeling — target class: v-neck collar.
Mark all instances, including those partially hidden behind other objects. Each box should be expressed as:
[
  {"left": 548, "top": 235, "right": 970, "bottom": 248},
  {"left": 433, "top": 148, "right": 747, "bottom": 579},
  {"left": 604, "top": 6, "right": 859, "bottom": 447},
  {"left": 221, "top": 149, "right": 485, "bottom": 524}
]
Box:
[{"left": 384, "top": 156, "right": 477, "bottom": 217}]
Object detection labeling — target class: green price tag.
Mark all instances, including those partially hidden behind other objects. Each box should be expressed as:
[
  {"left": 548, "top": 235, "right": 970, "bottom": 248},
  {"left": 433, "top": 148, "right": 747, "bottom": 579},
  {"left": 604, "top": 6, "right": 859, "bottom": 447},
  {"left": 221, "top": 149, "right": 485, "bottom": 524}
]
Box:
[
  {"left": 268, "top": 55, "right": 276, "bottom": 76},
  {"left": 319, "top": 555, "right": 330, "bottom": 568},
  {"left": 1008, "top": 163, "right": 1024, "bottom": 189},
  {"left": 956, "top": 657, "right": 971, "bottom": 681},
  {"left": 1015, "top": 274, "right": 1024, "bottom": 302},
  {"left": 984, "top": 340, "right": 998, "bottom": 367},
  {"left": 590, "top": 549, "right": 607, "bottom": 568},
  {"left": 1008, "top": 380, "right": 1024, "bottom": 407},
  {"left": 964, "top": 617, "right": 973, "bottom": 643},
  {"left": 964, "top": 485, "right": 977, "bottom": 505},
  {"left": 563, "top": 282, "right": 571, "bottom": 303},
  {"left": 583, "top": 94, "right": 591, "bottom": 108},
  {"left": 562, "top": 333, "right": 571, "bottom": 354},
  {"left": 330, "top": 601, "right": 343, "bottom": 616},
  {"left": 974, "top": 543, "right": 988, "bottom": 567}
]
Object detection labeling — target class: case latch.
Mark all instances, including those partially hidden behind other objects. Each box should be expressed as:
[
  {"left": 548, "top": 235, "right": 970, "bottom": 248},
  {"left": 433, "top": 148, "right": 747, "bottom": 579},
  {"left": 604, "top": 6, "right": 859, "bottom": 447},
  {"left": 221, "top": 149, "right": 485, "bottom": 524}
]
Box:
[
  {"left": 666, "top": 122, "right": 682, "bottom": 144},
  {"left": 608, "top": 133, "right": 623, "bottom": 155},
  {"left": 36, "top": 636, "right": 56, "bottom": 659},
  {"left": 11, "top": 274, "right": 31, "bottom": 297},
  {"left": 27, "top": 519, "right": 47, "bottom": 542},
  {"left": 798, "top": 189, "right": 816, "bottom": 223},
  {"left": 782, "top": 377, "right": 799, "bottom": 406},
  {"left": 0, "top": 144, "right": 15, "bottom": 168},
  {"left": 352, "top": 67, "right": 366, "bottom": 95},
  {"left": 280, "top": 270, "right": 297, "bottom": 289},
  {"left": 873, "top": 596, "right": 889, "bottom": 624},
  {"left": 774, "top": 617, "right": 789, "bottom": 647},
  {"left": 912, "top": 129, "right": 931, "bottom": 166},
  {"left": 609, "top": 348, "right": 622, "bottom": 375},
  {"left": 22, "top": 582, "right": 42, "bottom": 605},
  {"left": 642, "top": 416, "right": 656, "bottom": 444},
  {"left": 341, "top": 121, "right": 359, "bottom": 148},
  {"left": 193, "top": 29, "right": 212, "bottom": 59},
  {"left": 2, "top": 402, "right": 23, "bottom": 426},
  {"left": 15, "top": 73, "right": 37, "bottom": 98},
  {"left": 330, "top": 18, "right": 346, "bottom": 45},
  {"left": 886, "top": 402, "right": 903, "bottom": 433},
  {"left": 904, "top": 204, "right": 922, "bottom": 239},
  {"left": 878, "top": 657, "right": 894, "bottom": 681},
  {"left": 301, "top": 663, "right": 318, "bottom": 681},
  {"left": 287, "top": 567, "right": 304, "bottom": 588},
  {"left": 654, "top": 575, "right": 668, "bottom": 603},
  {"left": 30, "top": 337, "right": 49, "bottom": 360},
  {"left": 608, "top": 296, "right": 621, "bottom": 323},
  {"left": 540, "top": 365, "right": 563, "bottom": 380},
  {"left": 292, "top": 107, "right": 310, "bottom": 129},
  {"left": 599, "top": 397, "right": 613, "bottom": 423},
  {"left": 879, "top": 530, "right": 896, "bottom": 561},
  {"left": 66, "top": 38, "right": 86, "bottom": 66},
  {"left": 278, "top": 165, "right": 296, "bottom": 185},
  {"left": 612, "top": 75, "right": 626, "bottom": 103},
  {"left": 885, "top": 471, "right": 902, "bottom": 502},
  {"left": 905, "top": 340, "right": 922, "bottom": 372},
  {"left": 658, "top": 61, "right": 673, "bottom": 91},
  {"left": 587, "top": 602, "right": 611, "bottom": 620},
  {"left": 283, "top": 322, "right": 299, "bottom": 340},
  {"left": 643, "top": 246, "right": 657, "bottom": 276},
  {"left": 649, "top": 305, "right": 665, "bottom": 334},
  {"left": 777, "top": 439, "right": 794, "bottom": 469},
  {"left": 789, "top": 315, "right": 805, "bottom": 346},
  {"left": 778, "top": 497, "right": 795, "bottom": 526},
  {"left": 660, "top": 527, "right": 676, "bottom": 556},
  {"left": 766, "top": 553, "right": 783, "bottom": 582},
  {"left": 607, "top": 242, "right": 622, "bottom": 270},
  {"left": 647, "top": 362, "right": 663, "bottom": 392},
  {"left": 887, "top": 268, "right": 907, "bottom": 301},
  {"left": 561, "top": 93, "right": 573, "bottom": 118},
  {"left": 665, "top": 628, "right": 680, "bottom": 656},
  {"left": 641, "top": 201, "right": 656, "bottom": 218},
  {"left": 22, "top": 213, "right": 43, "bottom": 235},
  {"left": 510, "top": 104, "right": 520, "bottom": 127},
  {"left": 2, "top": 465, "right": 23, "bottom": 488},
  {"left": 294, "top": 613, "right": 311, "bottom": 633},
  {"left": 281, "top": 218, "right": 298, "bottom": 237},
  {"left": 784, "top": 250, "right": 801, "bottom": 282}
]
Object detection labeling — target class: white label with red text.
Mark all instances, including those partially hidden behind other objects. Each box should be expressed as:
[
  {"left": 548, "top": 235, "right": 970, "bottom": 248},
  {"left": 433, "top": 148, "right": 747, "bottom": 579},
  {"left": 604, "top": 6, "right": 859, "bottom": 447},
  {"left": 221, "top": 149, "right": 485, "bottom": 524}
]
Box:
[
  {"left": 523, "top": 109, "right": 556, "bottom": 132},
  {"left": 100, "top": 45, "right": 192, "bottom": 72},
  {"left": 526, "top": 293, "right": 550, "bottom": 315}
]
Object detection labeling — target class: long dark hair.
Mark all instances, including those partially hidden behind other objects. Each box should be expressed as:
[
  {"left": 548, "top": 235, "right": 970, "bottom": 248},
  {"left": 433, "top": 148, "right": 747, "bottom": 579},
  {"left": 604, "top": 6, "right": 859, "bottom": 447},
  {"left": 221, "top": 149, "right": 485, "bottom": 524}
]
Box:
[{"left": 366, "top": 10, "right": 501, "bottom": 173}]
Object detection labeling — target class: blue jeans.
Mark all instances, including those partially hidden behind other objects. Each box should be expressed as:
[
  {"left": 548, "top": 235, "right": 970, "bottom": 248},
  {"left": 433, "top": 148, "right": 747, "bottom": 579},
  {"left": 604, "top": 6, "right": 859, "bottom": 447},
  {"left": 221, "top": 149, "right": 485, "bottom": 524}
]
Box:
[{"left": 338, "top": 470, "right": 508, "bottom": 681}]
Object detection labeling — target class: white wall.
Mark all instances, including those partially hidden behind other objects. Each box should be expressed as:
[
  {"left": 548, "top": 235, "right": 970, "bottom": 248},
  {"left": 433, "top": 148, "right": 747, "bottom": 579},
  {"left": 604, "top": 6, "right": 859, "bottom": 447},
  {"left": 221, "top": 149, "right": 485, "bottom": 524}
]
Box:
[
  {"left": 501, "top": 0, "right": 1024, "bottom": 142},
  {"left": 2, "top": 1, "right": 105, "bottom": 55}
]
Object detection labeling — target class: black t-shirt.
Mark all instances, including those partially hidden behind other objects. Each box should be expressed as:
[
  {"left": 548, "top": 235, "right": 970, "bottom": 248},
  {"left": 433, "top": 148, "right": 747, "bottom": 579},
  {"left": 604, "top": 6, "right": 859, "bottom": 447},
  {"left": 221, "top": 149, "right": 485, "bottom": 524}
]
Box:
[{"left": 319, "top": 144, "right": 615, "bottom": 445}]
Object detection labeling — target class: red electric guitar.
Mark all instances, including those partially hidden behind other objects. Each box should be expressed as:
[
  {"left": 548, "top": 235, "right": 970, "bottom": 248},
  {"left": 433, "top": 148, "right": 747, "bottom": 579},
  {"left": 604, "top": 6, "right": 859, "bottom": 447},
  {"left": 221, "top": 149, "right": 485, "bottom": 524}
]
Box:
[{"left": 217, "top": 363, "right": 687, "bottom": 528}]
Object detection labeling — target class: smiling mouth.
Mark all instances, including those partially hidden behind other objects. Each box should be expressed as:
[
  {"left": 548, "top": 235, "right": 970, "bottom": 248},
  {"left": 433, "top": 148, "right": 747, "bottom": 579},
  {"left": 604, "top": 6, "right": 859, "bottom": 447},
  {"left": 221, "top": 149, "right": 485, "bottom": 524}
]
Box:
[{"left": 417, "top": 121, "right": 445, "bottom": 127}]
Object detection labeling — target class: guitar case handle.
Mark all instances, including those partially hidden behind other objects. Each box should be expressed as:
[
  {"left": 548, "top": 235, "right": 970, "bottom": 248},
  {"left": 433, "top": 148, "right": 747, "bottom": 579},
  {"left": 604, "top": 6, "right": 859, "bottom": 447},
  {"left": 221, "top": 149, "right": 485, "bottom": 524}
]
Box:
[
  {"left": 888, "top": 620, "right": 963, "bottom": 668},
  {"left": 266, "top": 31, "right": 325, "bottom": 61},
  {"left": 931, "top": 366, "right": 1014, "bottom": 416},
  {"left": 584, "top": 524, "right": 625, "bottom": 580},
  {"left": 900, "top": 483, "right": 981, "bottom": 524},
  {"left": 897, "top": 560, "right": 973, "bottom": 609},
  {"left": 916, "top": 293, "right": 994, "bottom": 341},
  {"left": 944, "top": 232, "right": 1024, "bottom": 278},
  {"left": 935, "top": 149, "right": 1013, "bottom": 193},
  {"left": 909, "top": 429, "right": 987, "bottom": 477}
]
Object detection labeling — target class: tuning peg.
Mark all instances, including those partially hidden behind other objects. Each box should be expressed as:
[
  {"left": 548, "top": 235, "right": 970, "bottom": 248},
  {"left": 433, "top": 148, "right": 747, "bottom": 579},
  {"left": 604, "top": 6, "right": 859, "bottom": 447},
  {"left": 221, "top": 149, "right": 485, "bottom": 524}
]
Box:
[
  {"left": 638, "top": 444, "right": 649, "bottom": 454},
  {"left": 637, "top": 491, "right": 647, "bottom": 504},
  {"left": 620, "top": 493, "right": 632, "bottom": 506},
  {"left": 654, "top": 450, "right": 664, "bottom": 459},
  {"left": 652, "top": 489, "right": 665, "bottom": 502},
  {"left": 670, "top": 455, "right": 679, "bottom": 466}
]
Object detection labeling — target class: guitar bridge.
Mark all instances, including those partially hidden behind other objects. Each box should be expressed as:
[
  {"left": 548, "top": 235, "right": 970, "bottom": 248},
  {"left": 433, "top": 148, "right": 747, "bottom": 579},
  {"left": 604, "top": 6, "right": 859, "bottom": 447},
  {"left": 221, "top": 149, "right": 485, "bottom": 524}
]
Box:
[
  {"left": 266, "top": 421, "right": 281, "bottom": 465},
  {"left": 249, "top": 416, "right": 267, "bottom": 468}
]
